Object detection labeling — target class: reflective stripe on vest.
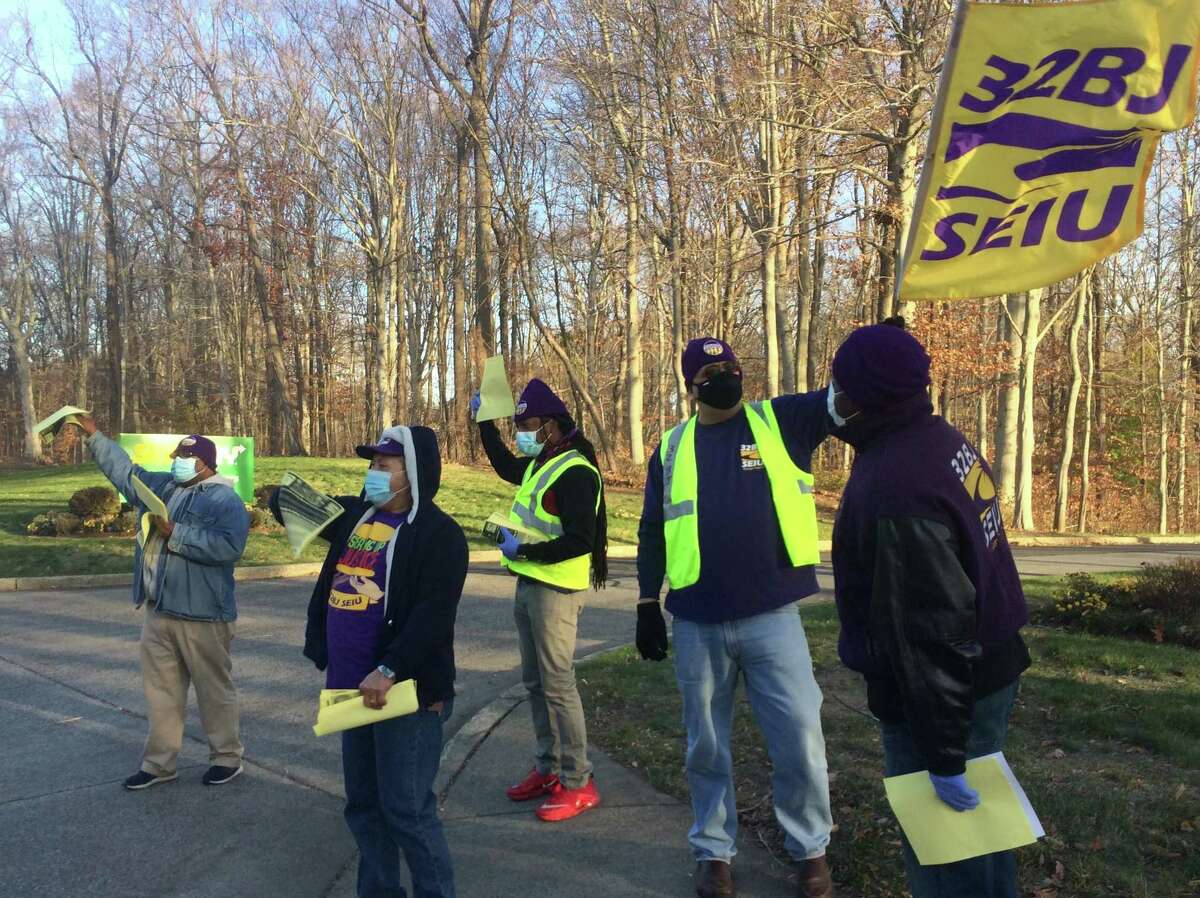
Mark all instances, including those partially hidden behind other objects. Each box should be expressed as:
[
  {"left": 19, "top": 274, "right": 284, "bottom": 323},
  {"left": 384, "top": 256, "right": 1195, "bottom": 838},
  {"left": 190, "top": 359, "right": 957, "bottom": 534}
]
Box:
[
  {"left": 659, "top": 400, "right": 819, "bottom": 590},
  {"left": 502, "top": 450, "right": 602, "bottom": 592}
]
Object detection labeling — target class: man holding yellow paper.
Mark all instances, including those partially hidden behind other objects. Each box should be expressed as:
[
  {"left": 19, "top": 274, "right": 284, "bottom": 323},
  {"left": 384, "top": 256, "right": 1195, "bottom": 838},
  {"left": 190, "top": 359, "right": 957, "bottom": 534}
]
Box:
[
  {"left": 270, "top": 425, "right": 466, "bottom": 898},
  {"left": 73, "top": 416, "right": 250, "bottom": 790},
  {"left": 828, "top": 321, "right": 1031, "bottom": 898}
]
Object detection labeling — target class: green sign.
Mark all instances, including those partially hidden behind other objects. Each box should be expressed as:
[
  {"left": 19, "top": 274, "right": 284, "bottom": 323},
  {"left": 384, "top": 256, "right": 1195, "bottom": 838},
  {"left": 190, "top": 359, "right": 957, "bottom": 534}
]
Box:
[{"left": 117, "top": 434, "right": 255, "bottom": 502}]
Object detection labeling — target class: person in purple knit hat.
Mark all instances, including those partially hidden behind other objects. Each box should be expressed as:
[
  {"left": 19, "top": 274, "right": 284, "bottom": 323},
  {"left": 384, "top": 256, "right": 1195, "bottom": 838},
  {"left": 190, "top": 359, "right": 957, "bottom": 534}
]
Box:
[
  {"left": 829, "top": 318, "right": 1030, "bottom": 898},
  {"left": 471, "top": 377, "right": 608, "bottom": 823}
]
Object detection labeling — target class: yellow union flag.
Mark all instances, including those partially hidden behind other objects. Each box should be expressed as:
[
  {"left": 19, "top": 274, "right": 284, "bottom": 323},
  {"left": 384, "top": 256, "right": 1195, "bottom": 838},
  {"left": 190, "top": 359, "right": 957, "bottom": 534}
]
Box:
[{"left": 900, "top": 0, "right": 1200, "bottom": 301}]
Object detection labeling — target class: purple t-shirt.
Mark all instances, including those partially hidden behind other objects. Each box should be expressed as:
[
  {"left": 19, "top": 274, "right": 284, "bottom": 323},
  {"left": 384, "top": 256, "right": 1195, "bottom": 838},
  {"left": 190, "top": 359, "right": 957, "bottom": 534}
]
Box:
[{"left": 325, "top": 509, "right": 405, "bottom": 689}]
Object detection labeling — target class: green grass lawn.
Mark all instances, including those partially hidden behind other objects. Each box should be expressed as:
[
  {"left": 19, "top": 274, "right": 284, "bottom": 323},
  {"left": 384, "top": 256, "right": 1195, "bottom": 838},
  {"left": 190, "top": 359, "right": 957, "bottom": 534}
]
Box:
[
  {"left": 578, "top": 587, "right": 1200, "bottom": 898},
  {"left": 0, "top": 455, "right": 833, "bottom": 579}
]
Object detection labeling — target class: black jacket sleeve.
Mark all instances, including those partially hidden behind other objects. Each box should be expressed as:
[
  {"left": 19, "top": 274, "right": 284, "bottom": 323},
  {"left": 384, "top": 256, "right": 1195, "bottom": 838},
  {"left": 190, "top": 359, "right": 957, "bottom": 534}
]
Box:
[
  {"left": 636, "top": 450, "right": 666, "bottom": 599},
  {"left": 380, "top": 517, "right": 469, "bottom": 683},
  {"left": 870, "top": 515, "right": 981, "bottom": 776},
  {"left": 478, "top": 420, "right": 528, "bottom": 485},
  {"left": 517, "top": 466, "right": 599, "bottom": 565}
]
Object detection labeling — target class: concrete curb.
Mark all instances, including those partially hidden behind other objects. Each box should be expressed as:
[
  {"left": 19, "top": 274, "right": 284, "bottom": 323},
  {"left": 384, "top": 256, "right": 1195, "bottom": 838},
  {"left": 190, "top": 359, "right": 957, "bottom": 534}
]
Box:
[
  {"left": 435, "top": 641, "right": 638, "bottom": 804},
  {"left": 0, "top": 546, "right": 646, "bottom": 593}
]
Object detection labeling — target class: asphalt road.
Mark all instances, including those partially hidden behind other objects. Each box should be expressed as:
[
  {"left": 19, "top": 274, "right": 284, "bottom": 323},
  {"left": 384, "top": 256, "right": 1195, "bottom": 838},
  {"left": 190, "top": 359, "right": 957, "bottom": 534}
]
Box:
[{"left": 2, "top": 544, "right": 1197, "bottom": 897}]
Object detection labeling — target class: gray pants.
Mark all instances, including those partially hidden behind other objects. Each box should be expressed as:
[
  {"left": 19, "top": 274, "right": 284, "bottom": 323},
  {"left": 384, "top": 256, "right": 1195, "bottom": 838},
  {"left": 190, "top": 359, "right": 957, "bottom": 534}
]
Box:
[{"left": 513, "top": 577, "right": 592, "bottom": 789}]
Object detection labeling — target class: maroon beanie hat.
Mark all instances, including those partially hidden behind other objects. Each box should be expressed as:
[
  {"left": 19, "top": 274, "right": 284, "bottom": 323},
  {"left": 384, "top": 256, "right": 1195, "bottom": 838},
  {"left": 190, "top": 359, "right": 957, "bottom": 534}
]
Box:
[
  {"left": 514, "top": 378, "right": 569, "bottom": 422},
  {"left": 831, "top": 324, "right": 932, "bottom": 413},
  {"left": 681, "top": 337, "right": 739, "bottom": 385},
  {"left": 175, "top": 434, "right": 219, "bottom": 471}
]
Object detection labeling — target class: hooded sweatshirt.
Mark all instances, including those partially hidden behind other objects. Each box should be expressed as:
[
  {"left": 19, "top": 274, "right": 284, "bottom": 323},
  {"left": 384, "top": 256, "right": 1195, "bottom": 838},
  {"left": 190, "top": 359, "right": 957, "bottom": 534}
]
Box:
[
  {"left": 271, "top": 426, "right": 468, "bottom": 707},
  {"left": 832, "top": 393, "right": 1030, "bottom": 775}
]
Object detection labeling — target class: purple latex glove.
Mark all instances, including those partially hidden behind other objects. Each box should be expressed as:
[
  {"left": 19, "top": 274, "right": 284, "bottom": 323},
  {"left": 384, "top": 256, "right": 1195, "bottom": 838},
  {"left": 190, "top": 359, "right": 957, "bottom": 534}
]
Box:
[
  {"left": 498, "top": 526, "right": 520, "bottom": 560},
  {"left": 929, "top": 773, "right": 981, "bottom": 811}
]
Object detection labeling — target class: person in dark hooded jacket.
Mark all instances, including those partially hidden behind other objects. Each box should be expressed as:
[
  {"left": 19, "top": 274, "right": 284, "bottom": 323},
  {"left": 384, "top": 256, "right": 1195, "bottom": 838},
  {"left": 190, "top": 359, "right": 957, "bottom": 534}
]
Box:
[
  {"left": 271, "top": 425, "right": 467, "bottom": 898},
  {"left": 828, "top": 320, "right": 1030, "bottom": 898}
]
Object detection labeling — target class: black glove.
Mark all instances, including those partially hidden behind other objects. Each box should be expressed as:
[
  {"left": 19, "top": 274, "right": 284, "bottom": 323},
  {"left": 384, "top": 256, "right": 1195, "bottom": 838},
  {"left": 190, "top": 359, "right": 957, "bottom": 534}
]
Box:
[{"left": 636, "top": 601, "right": 669, "bottom": 661}]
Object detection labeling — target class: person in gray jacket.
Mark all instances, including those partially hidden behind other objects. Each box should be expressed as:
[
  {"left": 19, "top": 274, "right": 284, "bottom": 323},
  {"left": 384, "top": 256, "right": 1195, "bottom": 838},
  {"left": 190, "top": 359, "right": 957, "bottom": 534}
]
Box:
[{"left": 74, "top": 415, "right": 250, "bottom": 790}]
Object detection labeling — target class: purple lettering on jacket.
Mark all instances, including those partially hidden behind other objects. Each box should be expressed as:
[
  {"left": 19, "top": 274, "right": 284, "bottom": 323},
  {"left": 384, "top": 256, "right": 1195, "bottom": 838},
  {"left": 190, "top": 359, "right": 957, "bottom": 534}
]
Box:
[
  {"left": 946, "top": 113, "right": 1137, "bottom": 163},
  {"left": 1059, "top": 47, "right": 1146, "bottom": 107},
  {"left": 1127, "top": 44, "right": 1193, "bottom": 114},
  {"left": 921, "top": 213, "right": 977, "bottom": 261},
  {"left": 1056, "top": 185, "right": 1134, "bottom": 242}
]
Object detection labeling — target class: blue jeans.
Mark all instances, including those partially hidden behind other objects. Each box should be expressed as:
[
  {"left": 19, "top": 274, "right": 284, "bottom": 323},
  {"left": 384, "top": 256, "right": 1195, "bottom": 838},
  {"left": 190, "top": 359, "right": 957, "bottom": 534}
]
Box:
[
  {"left": 342, "top": 701, "right": 456, "bottom": 898},
  {"left": 880, "top": 680, "right": 1021, "bottom": 898},
  {"left": 673, "top": 602, "right": 833, "bottom": 863}
]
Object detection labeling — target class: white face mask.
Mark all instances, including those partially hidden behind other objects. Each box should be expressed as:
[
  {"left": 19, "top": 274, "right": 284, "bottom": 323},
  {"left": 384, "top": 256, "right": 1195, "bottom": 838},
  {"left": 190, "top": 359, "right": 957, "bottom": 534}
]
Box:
[{"left": 827, "top": 384, "right": 859, "bottom": 428}]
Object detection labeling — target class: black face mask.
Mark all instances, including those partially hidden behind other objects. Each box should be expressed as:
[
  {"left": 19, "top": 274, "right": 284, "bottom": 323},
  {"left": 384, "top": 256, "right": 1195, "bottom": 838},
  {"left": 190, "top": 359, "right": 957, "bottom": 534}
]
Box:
[{"left": 696, "top": 370, "right": 743, "bottom": 410}]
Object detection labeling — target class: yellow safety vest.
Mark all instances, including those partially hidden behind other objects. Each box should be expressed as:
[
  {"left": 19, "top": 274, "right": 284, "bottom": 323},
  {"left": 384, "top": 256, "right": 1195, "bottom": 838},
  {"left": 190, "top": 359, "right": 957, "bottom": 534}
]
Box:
[
  {"left": 502, "top": 449, "right": 602, "bottom": 592},
  {"left": 660, "top": 400, "right": 819, "bottom": 589}
]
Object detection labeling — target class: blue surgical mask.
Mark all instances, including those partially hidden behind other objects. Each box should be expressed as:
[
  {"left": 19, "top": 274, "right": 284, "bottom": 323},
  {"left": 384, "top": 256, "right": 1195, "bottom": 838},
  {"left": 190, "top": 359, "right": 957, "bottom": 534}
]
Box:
[
  {"left": 515, "top": 428, "right": 545, "bottom": 457},
  {"left": 171, "top": 456, "right": 198, "bottom": 483},
  {"left": 364, "top": 469, "right": 398, "bottom": 507}
]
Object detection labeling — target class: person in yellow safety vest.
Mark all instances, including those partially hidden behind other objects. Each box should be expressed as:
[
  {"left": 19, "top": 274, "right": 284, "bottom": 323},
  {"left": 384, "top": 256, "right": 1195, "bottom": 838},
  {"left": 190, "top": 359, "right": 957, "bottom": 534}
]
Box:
[
  {"left": 635, "top": 338, "right": 837, "bottom": 898},
  {"left": 471, "top": 377, "right": 608, "bottom": 823}
]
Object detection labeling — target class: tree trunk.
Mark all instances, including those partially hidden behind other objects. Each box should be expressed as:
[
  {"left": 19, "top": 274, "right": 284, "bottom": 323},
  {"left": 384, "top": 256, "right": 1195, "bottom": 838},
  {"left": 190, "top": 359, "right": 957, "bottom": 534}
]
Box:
[
  {"left": 1078, "top": 286, "right": 1096, "bottom": 533},
  {"left": 994, "top": 294, "right": 1025, "bottom": 519},
  {"left": 625, "top": 173, "right": 645, "bottom": 465},
  {"left": 1054, "top": 273, "right": 1089, "bottom": 531},
  {"left": 1013, "top": 289, "right": 1044, "bottom": 530}
]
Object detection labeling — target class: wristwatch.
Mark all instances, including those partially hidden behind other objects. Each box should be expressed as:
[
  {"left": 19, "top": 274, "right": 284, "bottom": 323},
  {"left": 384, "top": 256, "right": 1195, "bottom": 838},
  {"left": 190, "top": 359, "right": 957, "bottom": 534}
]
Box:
[{"left": 376, "top": 664, "right": 396, "bottom": 680}]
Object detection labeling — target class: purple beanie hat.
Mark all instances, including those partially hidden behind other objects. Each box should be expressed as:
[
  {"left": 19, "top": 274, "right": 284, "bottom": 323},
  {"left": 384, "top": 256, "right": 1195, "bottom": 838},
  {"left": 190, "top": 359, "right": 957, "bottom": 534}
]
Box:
[
  {"left": 174, "top": 434, "right": 219, "bottom": 471},
  {"left": 514, "top": 378, "right": 569, "bottom": 422},
  {"left": 681, "top": 337, "right": 739, "bottom": 385},
  {"left": 831, "top": 324, "right": 931, "bottom": 412}
]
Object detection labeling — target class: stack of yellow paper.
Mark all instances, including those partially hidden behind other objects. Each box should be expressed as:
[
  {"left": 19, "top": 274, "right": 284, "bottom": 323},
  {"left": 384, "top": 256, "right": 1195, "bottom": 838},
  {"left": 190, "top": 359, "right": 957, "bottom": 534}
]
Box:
[
  {"left": 130, "top": 474, "right": 170, "bottom": 546},
  {"left": 883, "top": 752, "right": 1044, "bottom": 865},
  {"left": 313, "top": 680, "right": 420, "bottom": 736}
]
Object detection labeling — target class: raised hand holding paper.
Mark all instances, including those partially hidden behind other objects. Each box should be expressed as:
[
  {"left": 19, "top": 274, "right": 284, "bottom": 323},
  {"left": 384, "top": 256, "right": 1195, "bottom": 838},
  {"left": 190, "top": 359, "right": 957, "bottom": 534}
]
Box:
[
  {"left": 883, "top": 752, "right": 1043, "bottom": 866},
  {"left": 475, "top": 355, "right": 516, "bottom": 422},
  {"left": 33, "top": 405, "right": 89, "bottom": 436},
  {"left": 277, "top": 471, "right": 344, "bottom": 557}
]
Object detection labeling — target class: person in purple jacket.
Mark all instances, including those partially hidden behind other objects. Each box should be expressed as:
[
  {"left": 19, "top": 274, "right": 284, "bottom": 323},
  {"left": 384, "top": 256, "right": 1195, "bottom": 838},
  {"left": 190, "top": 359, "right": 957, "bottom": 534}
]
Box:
[{"left": 829, "top": 319, "right": 1030, "bottom": 898}]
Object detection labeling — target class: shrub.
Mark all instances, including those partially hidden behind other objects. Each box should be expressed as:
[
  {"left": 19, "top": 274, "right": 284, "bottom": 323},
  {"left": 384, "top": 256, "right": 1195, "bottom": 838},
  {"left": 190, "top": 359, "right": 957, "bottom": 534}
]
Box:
[
  {"left": 254, "top": 484, "right": 281, "bottom": 510},
  {"left": 68, "top": 486, "right": 121, "bottom": 518},
  {"left": 105, "top": 510, "right": 139, "bottom": 534},
  {"left": 26, "top": 512, "right": 83, "bottom": 536},
  {"left": 247, "top": 506, "right": 280, "bottom": 532},
  {"left": 1039, "top": 562, "right": 1200, "bottom": 649}
]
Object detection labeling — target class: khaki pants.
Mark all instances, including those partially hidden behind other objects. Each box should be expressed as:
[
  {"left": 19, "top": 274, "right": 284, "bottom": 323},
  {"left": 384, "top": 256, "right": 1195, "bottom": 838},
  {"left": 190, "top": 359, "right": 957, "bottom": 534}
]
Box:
[
  {"left": 513, "top": 577, "right": 592, "bottom": 788},
  {"left": 139, "top": 603, "right": 243, "bottom": 775}
]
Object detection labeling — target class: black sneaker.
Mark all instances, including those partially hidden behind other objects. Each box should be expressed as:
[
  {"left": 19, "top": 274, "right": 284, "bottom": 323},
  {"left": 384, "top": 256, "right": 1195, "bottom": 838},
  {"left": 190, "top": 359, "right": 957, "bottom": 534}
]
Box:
[
  {"left": 124, "top": 770, "right": 177, "bottom": 790},
  {"left": 202, "top": 765, "right": 243, "bottom": 785}
]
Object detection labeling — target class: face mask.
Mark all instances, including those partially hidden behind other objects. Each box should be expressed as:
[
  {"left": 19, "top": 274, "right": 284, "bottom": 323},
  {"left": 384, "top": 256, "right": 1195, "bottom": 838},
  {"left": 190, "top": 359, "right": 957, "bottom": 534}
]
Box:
[
  {"left": 171, "top": 456, "right": 198, "bottom": 483},
  {"left": 515, "top": 427, "right": 545, "bottom": 457},
  {"left": 695, "top": 369, "right": 743, "bottom": 410},
  {"left": 827, "top": 384, "right": 860, "bottom": 428},
  {"left": 364, "top": 469, "right": 401, "bottom": 507}
]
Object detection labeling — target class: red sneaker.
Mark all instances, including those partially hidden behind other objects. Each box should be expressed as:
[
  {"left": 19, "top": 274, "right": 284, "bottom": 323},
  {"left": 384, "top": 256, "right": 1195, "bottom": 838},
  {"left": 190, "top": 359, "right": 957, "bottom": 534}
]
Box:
[
  {"left": 535, "top": 778, "right": 601, "bottom": 822},
  {"left": 506, "top": 768, "right": 559, "bottom": 802}
]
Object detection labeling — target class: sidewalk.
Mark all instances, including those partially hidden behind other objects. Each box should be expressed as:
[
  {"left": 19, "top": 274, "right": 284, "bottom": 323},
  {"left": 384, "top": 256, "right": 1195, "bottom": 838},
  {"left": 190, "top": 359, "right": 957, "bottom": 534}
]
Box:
[{"left": 326, "top": 695, "right": 800, "bottom": 898}]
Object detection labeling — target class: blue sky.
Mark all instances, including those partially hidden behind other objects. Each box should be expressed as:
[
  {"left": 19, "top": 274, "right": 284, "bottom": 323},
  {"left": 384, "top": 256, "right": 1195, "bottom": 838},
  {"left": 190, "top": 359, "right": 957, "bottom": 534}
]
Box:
[{"left": 1, "top": 0, "right": 80, "bottom": 74}]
